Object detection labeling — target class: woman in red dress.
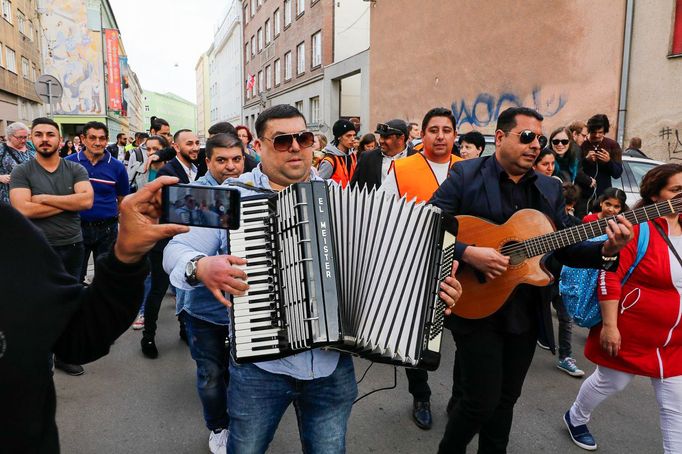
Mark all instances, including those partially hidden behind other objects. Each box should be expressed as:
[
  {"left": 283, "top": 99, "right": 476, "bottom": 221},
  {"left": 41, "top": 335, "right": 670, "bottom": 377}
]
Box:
[{"left": 564, "top": 164, "right": 682, "bottom": 452}]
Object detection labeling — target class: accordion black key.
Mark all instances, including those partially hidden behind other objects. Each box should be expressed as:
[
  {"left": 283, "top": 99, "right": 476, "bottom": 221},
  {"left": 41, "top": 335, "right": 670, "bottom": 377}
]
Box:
[{"left": 229, "top": 181, "right": 457, "bottom": 370}]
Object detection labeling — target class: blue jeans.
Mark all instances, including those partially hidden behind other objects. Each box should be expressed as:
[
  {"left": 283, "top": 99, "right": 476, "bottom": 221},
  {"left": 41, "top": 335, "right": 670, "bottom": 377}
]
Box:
[
  {"left": 181, "top": 311, "right": 230, "bottom": 431},
  {"left": 227, "top": 353, "right": 357, "bottom": 454}
]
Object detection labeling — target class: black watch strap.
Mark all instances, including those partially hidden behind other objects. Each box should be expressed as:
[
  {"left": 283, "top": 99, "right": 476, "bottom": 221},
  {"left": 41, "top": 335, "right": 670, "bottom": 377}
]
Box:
[{"left": 185, "top": 255, "right": 205, "bottom": 286}]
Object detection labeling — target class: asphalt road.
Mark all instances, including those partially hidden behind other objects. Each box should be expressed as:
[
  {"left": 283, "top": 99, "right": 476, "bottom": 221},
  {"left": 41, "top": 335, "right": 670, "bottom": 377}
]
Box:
[{"left": 55, "top": 293, "right": 663, "bottom": 453}]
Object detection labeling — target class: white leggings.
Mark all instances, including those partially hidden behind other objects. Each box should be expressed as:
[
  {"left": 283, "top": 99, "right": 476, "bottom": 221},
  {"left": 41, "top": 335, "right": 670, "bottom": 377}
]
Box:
[{"left": 569, "top": 365, "right": 682, "bottom": 454}]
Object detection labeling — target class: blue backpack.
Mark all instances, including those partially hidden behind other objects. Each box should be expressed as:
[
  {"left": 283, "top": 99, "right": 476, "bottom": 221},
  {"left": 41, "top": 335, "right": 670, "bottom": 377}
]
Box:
[{"left": 559, "top": 223, "right": 649, "bottom": 328}]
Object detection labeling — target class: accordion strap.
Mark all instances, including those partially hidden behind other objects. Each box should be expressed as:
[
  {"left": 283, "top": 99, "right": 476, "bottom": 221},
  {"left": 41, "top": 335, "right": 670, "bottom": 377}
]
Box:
[{"left": 225, "top": 181, "right": 276, "bottom": 194}]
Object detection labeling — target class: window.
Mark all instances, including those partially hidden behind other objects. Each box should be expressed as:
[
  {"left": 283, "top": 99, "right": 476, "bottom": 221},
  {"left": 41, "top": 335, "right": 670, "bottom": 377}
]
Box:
[
  {"left": 21, "top": 56, "right": 28, "bottom": 79},
  {"left": 266, "top": 65, "right": 272, "bottom": 90},
  {"left": 297, "top": 0, "right": 305, "bottom": 16},
  {"left": 296, "top": 42, "right": 305, "bottom": 75},
  {"left": 311, "top": 31, "right": 321, "bottom": 68},
  {"left": 17, "top": 10, "right": 24, "bottom": 34},
  {"left": 274, "top": 58, "right": 281, "bottom": 85},
  {"left": 5, "top": 47, "right": 16, "bottom": 73},
  {"left": 250, "top": 0, "right": 255, "bottom": 17},
  {"left": 284, "top": 0, "right": 292, "bottom": 26},
  {"left": 284, "top": 51, "right": 292, "bottom": 80},
  {"left": 245, "top": 44, "right": 249, "bottom": 62},
  {"left": 251, "top": 35, "right": 256, "bottom": 57},
  {"left": 672, "top": 0, "right": 682, "bottom": 55},
  {"left": 257, "top": 0, "right": 262, "bottom": 6},
  {"left": 243, "top": 4, "right": 248, "bottom": 24},
  {"left": 274, "top": 9, "right": 281, "bottom": 36},
  {"left": 310, "top": 96, "right": 320, "bottom": 124},
  {"left": 258, "top": 70, "right": 263, "bottom": 93},
  {"left": 2, "top": 0, "right": 11, "bottom": 23},
  {"left": 27, "top": 20, "right": 33, "bottom": 40},
  {"left": 257, "top": 28, "right": 263, "bottom": 52},
  {"left": 265, "top": 19, "right": 271, "bottom": 44},
  {"left": 0, "top": 43, "right": 4, "bottom": 67},
  {"left": 295, "top": 100, "right": 303, "bottom": 113},
  {"left": 31, "top": 64, "right": 36, "bottom": 81}
]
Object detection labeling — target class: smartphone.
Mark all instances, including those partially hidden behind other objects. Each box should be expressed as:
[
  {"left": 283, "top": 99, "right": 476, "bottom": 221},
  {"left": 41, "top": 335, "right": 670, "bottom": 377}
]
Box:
[{"left": 161, "top": 183, "right": 241, "bottom": 229}]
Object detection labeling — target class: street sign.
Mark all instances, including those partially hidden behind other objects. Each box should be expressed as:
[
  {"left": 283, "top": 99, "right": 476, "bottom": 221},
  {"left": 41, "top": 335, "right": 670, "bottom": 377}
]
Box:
[{"left": 35, "top": 75, "right": 63, "bottom": 117}]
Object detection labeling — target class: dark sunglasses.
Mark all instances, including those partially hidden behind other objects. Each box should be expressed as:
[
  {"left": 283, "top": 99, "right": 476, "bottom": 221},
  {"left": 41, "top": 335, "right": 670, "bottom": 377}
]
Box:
[
  {"left": 375, "top": 123, "right": 403, "bottom": 136},
  {"left": 552, "top": 139, "right": 570, "bottom": 146},
  {"left": 507, "top": 130, "right": 547, "bottom": 148},
  {"left": 263, "top": 131, "right": 315, "bottom": 151}
]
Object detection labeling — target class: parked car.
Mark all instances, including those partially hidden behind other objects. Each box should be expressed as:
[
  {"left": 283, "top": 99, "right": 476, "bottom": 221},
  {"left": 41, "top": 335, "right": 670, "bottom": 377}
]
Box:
[{"left": 612, "top": 156, "right": 664, "bottom": 207}]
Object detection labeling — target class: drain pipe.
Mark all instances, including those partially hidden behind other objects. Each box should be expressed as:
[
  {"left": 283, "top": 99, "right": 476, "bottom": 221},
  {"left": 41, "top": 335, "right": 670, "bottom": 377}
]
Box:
[{"left": 617, "top": 0, "right": 635, "bottom": 147}]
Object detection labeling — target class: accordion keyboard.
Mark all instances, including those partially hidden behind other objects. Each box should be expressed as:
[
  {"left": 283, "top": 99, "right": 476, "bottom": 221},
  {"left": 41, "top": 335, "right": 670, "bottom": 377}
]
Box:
[{"left": 230, "top": 198, "right": 283, "bottom": 358}]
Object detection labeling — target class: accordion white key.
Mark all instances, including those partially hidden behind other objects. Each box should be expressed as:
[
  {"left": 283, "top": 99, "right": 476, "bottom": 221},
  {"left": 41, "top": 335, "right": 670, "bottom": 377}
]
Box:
[{"left": 229, "top": 181, "right": 457, "bottom": 370}]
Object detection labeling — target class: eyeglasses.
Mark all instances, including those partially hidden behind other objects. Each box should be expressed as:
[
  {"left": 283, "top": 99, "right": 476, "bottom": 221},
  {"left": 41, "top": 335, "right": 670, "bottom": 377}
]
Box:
[
  {"left": 552, "top": 139, "right": 570, "bottom": 146},
  {"left": 263, "top": 131, "right": 314, "bottom": 151},
  {"left": 506, "top": 130, "right": 547, "bottom": 148},
  {"left": 13, "top": 135, "right": 28, "bottom": 140},
  {"left": 375, "top": 123, "right": 403, "bottom": 136}
]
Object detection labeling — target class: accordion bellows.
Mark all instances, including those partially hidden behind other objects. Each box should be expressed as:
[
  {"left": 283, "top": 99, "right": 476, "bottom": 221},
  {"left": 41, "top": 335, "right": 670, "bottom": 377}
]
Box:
[{"left": 229, "top": 181, "right": 457, "bottom": 370}]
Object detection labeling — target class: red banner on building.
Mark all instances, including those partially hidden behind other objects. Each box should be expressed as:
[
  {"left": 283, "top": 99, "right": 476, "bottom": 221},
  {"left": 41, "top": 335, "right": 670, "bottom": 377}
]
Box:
[{"left": 105, "top": 29, "right": 122, "bottom": 111}]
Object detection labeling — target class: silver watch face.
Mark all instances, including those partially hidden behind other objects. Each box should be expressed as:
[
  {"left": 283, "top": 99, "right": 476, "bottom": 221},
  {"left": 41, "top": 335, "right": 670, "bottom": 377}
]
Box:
[{"left": 185, "top": 260, "right": 195, "bottom": 277}]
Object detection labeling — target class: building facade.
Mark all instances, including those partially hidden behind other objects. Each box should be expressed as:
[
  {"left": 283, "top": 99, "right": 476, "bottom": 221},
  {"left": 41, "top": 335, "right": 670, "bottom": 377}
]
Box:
[
  {"left": 38, "top": 0, "right": 143, "bottom": 140},
  {"left": 369, "top": 0, "right": 626, "bottom": 139},
  {"left": 210, "top": 0, "right": 243, "bottom": 129},
  {"left": 241, "top": 0, "right": 333, "bottom": 131},
  {"left": 0, "top": 0, "right": 45, "bottom": 134},
  {"left": 196, "top": 51, "right": 210, "bottom": 139},
  {"left": 142, "top": 90, "right": 197, "bottom": 133}
]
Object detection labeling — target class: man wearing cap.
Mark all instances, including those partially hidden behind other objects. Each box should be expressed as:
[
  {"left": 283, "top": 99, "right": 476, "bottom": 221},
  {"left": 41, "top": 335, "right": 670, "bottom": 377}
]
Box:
[
  {"left": 318, "top": 119, "right": 357, "bottom": 187},
  {"left": 350, "top": 119, "right": 415, "bottom": 191},
  {"left": 379, "top": 108, "right": 462, "bottom": 431}
]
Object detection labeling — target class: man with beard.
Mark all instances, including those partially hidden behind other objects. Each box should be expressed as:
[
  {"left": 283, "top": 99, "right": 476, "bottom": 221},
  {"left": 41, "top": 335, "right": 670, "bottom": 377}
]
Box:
[
  {"left": 10, "top": 117, "right": 94, "bottom": 375},
  {"left": 140, "top": 129, "right": 200, "bottom": 358}
]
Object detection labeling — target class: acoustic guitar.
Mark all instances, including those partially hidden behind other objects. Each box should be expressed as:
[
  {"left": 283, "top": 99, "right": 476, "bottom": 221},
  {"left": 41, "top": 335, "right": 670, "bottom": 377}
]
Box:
[{"left": 452, "top": 195, "right": 682, "bottom": 319}]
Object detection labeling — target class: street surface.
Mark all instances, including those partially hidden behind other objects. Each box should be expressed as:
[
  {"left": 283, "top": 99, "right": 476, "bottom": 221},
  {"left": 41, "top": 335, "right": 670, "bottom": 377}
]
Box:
[{"left": 55, "top": 292, "right": 662, "bottom": 453}]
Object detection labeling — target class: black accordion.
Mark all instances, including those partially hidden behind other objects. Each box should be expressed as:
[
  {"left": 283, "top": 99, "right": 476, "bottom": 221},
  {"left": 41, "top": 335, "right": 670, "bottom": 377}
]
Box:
[{"left": 228, "top": 181, "right": 457, "bottom": 370}]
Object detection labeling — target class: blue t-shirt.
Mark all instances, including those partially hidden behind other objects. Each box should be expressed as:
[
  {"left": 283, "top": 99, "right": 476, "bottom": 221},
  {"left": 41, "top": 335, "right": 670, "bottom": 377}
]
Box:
[{"left": 66, "top": 151, "right": 129, "bottom": 221}]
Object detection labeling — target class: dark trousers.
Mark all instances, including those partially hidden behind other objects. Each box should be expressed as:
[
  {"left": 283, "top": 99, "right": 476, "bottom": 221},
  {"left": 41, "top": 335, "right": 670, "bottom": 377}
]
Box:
[
  {"left": 551, "top": 293, "right": 573, "bottom": 359},
  {"left": 142, "top": 248, "right": 170, "bottom": 340},
  {"left": 406, "top": 368, "right": 430, "bottom": 401},
  {"left": 79, "top": 220, "right": 118, "bottom": 283},
  {"left": 53, "top": 242, "right": 84, "bottom": 282},
  {"left": 438, "top": 327, "right": 537, "bottom": 454}
]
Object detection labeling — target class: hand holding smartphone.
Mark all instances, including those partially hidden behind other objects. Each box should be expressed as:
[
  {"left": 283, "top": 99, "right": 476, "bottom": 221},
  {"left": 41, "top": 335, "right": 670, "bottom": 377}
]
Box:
[{"left": 161, "top": 183, "right": 241, "bottom": 229}]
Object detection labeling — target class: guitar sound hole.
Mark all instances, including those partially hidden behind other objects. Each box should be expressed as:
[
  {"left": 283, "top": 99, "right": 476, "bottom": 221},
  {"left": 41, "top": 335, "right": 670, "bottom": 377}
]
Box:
[{"left": 501, "top": 241, "right": 527, "bottom": 266}]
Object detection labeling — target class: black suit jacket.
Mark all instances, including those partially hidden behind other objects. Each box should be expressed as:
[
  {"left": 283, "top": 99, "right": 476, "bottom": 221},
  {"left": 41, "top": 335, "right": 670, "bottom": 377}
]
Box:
[
  {"left": 429, "top": 155, "right": 613, "bottom": 346},
  {"left": 350, "top": 147, "right": 416, "bottom": 190},
  {"left": 157, "top": 157, "right": 194, "bottom": 183}
]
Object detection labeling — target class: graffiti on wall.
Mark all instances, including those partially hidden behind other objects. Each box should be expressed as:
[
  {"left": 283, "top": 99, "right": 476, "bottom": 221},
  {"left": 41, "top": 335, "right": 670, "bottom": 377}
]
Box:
[
  {"left": 451, "top": 87, "right": 567, "bottom": 129},
  {"left": 41, "top": 0, "right": 105, "bottom": 115},
  {"left": 660, "top": 127, "right": 682, "bottom": 161}
]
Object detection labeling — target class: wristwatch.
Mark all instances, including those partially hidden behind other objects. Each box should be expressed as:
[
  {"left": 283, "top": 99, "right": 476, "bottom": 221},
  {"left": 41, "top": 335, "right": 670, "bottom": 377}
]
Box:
[
  {"left": 185, "top": 255, "right": 206, "bottom": 286},
  {"left": 601, "top": 254, "right": 618, "bottom": 271}
]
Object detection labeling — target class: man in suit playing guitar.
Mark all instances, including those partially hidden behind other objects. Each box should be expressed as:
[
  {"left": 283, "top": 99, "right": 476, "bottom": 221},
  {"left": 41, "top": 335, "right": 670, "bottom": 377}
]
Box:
[{"left": 429, "top": 107, "right": 633, "bottom": 454}]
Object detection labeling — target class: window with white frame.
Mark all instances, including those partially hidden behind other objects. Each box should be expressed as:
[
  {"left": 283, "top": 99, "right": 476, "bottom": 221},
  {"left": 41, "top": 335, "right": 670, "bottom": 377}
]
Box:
[
  {"left": 17, "top": 10, "right": 25, "bottom": 34},
  {"left": 284, "top": 51, "right": 291, "bottom": 80},
  {"left": 297, "top": 0, "right": 305, "bottom": 15},
  {"left": 250, "top": 0, "right": 255, "bottom": 17},
  {"left": 251, "top": 35, "right": 256, "bottom": 57},
  {"left": 0, "top": 43, "right": 4, "bottom": 67},
  {"left": 21, "top": 56, "right": 28, "bottom": 79},
  {"left": 265, "top": 19, "right": 271, "bottom": 44},
  {"left": 5, "top": 47, "right": 16, "bottom": 73},
  {"left": 31, "top": 64, "right": 36, "bottom": 81},
  {"left": 243, "top": 4, "right": 248, "bottom": 24},
  {"left": 296, "top": 42, "right": 305, "bottom": 75},
  {"left": 258, "top": 70, "right": 263, "bottom": 93},
  {"left": 245, "top": 44, "right": 249, "bottom": 62},
  {"left": 257, "top": 0, "right": 262, "bottom": 6},
  {"left": 27, "top": 20, "right": 33, "bottom": 40},
  {"left": 274, "top": 58, "right": 281, "bottom": 85},
  {"left": 284, "top": 0, "right": 291, "bottom": 26},
  {"left": 274, "top": 9, "right": 281, "bottom": 36},
  {"left": 257, "top": 28, "right": 263, "bottom": 52},
  {"left": 295, "top": 100, "right": 303, "bottom": 113},
  {"left": 2, "top": 0, "right": 12, "bottom": 23},
  {"left": 310, "top": 96, "right": 320, "bottom": 124},
  {"left": 312, "top": 31, "right": 321, "bottom": 68},
  {"left": 265, "top": 65, "right": 272, "bottom": 90}
]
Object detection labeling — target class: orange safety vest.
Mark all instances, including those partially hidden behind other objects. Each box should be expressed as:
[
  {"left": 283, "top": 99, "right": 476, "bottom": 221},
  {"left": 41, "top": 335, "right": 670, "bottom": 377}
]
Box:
[
  {"left": 321, "top": 152, "right": 357, "bottom": 188},
  {"left": 393, "top": 153, "right": 461, "bottom": 202}
]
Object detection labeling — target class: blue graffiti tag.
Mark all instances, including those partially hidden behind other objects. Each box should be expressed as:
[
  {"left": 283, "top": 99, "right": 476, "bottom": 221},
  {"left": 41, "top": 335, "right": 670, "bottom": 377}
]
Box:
[{"left": 451, "top": 87, "right": 567, "bottom": 128}]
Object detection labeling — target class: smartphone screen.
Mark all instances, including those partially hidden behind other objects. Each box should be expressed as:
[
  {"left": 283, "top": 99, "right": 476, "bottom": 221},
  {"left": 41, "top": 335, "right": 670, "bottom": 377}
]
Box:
[{"left": 161, "top": 184, "right": 240, "bottom": 229}]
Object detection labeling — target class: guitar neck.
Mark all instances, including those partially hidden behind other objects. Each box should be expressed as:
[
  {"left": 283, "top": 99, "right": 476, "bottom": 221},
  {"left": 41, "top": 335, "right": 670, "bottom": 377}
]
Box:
[{"left": 522, "top": 197, "right": 682, "bottom": 258}]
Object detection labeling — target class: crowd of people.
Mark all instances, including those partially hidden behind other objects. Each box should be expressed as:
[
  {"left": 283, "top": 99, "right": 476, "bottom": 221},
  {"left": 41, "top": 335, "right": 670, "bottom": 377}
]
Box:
[{"left": 0, "top": 103, "right": 680, "bottom": 454}]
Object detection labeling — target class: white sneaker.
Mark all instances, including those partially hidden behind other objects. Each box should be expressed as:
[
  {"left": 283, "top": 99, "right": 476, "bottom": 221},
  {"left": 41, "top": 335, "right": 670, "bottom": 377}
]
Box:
[
  {"left": 132, "top": 314, "right": 144, "bottom": 330},
  {"left": 208, "top": 429, "right": 228, "bottom": 454}
]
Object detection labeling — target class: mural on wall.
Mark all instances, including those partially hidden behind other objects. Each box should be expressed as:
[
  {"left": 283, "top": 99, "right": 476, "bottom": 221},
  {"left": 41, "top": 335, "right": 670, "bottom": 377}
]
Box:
[
  {"left": 451, "top": 87, "right": 567, "bottom": 131},
  {"left": 41, "top": 0, "right": 105, "bottom": 115}
]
